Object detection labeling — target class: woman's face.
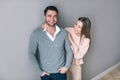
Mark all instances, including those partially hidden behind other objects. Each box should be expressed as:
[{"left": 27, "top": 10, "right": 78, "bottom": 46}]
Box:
[{"left": 74, "top": 20, "right": 83, "bottom": 34}]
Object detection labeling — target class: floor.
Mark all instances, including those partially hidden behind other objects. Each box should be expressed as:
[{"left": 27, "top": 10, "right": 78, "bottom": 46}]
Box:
[{"left": 99, "top": 66, "right": 120, "bottom": 80}]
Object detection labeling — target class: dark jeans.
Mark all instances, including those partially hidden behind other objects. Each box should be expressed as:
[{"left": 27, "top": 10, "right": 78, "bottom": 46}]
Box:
[{"left": 40, "top": 73, "right": 66, "bottom": 80}]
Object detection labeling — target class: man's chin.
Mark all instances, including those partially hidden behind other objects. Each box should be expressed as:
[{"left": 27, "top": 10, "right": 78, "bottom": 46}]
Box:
[{"left": 49, "top": 24, "right": 56, "bottom": 27}]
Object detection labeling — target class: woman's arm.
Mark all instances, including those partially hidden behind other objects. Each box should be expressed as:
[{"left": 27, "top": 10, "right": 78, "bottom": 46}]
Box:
[
  {"left": 40, "top": 24, "right": 45, "bottom": 29},
  {"left": 68, "top": 32, "right": 75, "bottom": 46},
  {"left": 65, "top": 27, "right": 79, "bottom": 55},
  {"left": 78, "top": 38, "right": 90, "bottom": 59},
  {"left": 68, "top": 32, "right": 79, "bottom": 54}
]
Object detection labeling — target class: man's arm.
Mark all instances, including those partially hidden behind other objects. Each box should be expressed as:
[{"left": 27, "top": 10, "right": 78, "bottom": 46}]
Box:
[
  {"left": 58, "top": 30, "right": 73, "bottom": 73},
  {"left": 64, "top": 31, "right": 73, "bottom": 68},
  {"left": 29, "top": 32, "right": 42, "bottom": 75}
]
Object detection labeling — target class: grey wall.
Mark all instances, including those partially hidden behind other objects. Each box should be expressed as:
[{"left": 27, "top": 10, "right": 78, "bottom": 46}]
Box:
[{"left": 0, "top": 0, "right": 120, "bottom": 80}]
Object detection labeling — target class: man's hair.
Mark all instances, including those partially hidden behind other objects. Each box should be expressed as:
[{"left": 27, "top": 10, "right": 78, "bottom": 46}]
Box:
[{"left": 44, "top": 6, "right": 58, "bottom": 15}]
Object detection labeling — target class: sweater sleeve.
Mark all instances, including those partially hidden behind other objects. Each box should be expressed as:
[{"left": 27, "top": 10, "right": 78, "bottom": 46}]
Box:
[
  {"left": 64, "top": 31, "right": 73, "bottom": 68},
  {"left": 29, "top": 32, "right": 42, "bottom": 75},
  {"left": 74, "top": 39, "right": 90, "bottom": 59},
  {"left": 65, "top": 27, "right": 71, "bottom": 32}
]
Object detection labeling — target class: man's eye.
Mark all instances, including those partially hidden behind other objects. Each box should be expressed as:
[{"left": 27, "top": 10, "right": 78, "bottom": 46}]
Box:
[{"left": 48, "top": 15, "right": 51, "bottom": 17}]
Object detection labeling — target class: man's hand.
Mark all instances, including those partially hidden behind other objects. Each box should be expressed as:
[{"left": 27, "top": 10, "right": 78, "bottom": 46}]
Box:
[
  {"left": 58, "top": 67, "right": 68, "bottom": 74},
  {"left": 40, "top": 71, "right": 50, "bottom": 77}
]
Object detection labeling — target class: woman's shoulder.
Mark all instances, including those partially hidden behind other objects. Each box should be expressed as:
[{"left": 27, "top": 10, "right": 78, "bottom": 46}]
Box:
[{"left": 83, "top": 37, "right": 90, "bottom": 44}]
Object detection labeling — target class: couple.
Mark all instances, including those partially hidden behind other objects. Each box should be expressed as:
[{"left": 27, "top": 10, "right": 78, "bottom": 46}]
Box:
[{"left": 29, "top": 6, "right": 91, "bottom": 80}]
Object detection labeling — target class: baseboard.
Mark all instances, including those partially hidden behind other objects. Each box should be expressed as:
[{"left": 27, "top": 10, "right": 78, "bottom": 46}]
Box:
[{"left": 91, "top": 62, "right": 120, "bottom": 80}]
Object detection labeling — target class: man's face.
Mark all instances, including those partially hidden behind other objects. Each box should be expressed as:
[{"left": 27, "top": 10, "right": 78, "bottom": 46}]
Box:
[{"left": 44, "top": 10, "right": 57, "bottom": 27}]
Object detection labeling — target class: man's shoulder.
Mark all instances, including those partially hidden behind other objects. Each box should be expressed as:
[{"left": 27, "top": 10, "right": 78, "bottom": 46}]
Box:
[
  {"left": 32, "top": 27, "right": 42, "bottom": 34},
  {"left": 30, "top": 27, "right": 43, "bottom": 38},
  {"left": 60, "top": 28, "right": 65, "bottom": 31},
  {"left": 60, "top": 28, "right": 67, "bottom": 34}
]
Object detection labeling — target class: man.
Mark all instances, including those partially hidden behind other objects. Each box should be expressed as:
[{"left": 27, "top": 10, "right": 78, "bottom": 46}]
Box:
[{"left": 29, "top": 6, "right": 73, "bottom": 80}]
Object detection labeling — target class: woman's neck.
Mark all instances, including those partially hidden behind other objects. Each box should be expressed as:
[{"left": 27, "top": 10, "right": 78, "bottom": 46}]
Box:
[{"left": 75, "top": 33, "right": 81, "bottom": 37}]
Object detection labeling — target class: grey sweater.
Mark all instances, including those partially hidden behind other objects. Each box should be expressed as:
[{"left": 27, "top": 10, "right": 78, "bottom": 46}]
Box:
[{"left": 29, "top": 27, "right": 73, "bottom": 75}]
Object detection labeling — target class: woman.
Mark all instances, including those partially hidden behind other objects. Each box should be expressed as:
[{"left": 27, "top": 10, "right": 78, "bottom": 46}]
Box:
[{"left": 65, "top": 17, "right": 91, "bottom": 80}]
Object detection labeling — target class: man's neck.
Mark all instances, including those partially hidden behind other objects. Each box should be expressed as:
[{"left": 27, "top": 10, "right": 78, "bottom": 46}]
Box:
[{"left": 46, "top": 24, "right": 56, "bottom": 37}]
